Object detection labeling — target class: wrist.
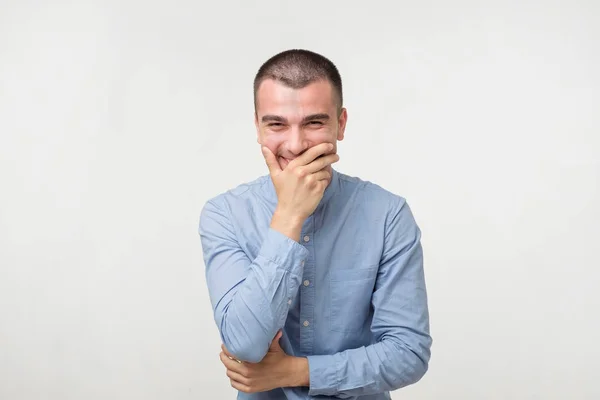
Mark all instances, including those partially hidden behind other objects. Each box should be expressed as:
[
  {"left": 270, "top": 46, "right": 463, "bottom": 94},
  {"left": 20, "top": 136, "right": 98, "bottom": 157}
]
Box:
[
  {"left": 271, "top": 209, "right": 305, "bottom": 242},
  {"left": 284, "top": 356, "right": 310, "bottom": 387}
]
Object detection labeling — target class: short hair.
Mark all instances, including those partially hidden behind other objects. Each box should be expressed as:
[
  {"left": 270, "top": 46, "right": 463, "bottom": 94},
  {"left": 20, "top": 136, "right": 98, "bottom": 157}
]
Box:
[{"left": 253, "top": 49, "right": 343, "bottom": 113}]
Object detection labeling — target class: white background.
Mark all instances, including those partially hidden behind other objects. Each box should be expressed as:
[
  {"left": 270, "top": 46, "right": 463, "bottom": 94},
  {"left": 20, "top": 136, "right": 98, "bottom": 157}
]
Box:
[{"left": 1, "top": 1, "right": 599, "bottom": 399}]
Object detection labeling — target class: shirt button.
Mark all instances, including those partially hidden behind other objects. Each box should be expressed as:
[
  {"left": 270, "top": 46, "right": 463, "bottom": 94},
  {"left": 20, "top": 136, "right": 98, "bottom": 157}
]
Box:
[
  {"left": 303, "top": 280, "right": 310, "bottom": 286},
  {"left": 303, "top": 235, "right": 310, "bottom": 242},
  {"left": 301, "top": 260, "right": 305, "bottom": 266},
  {"left": 303, "top": 320, "right": 309, "bottom": 327},
  {"left": 287, "top": 299, "right": 292, "bottom": 305}
]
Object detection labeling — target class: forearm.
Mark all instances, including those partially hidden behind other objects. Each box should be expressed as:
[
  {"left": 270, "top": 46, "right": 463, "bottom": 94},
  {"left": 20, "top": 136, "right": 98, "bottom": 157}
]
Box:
[
  {"left": 306, "top": 334, "right": 431, "bottom": 398},
  {"left": 215, "top": 228, "right": 308, "bottom": 363},
  {"left": 200, "top": 195, "right": 312, "bottom": 363}
]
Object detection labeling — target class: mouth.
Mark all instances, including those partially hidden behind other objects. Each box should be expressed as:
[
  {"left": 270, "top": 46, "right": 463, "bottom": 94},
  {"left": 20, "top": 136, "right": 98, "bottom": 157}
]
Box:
[{"left": 279, "top": 156, "right": 294, "bottom": 167}]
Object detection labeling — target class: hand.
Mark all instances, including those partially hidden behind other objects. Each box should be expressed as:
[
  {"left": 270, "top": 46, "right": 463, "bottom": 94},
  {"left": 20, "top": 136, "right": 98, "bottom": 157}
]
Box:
[
  {"left": 262, "top": 143, "right": 339, "bottom": 238},
  {"left": 219, "top": 331, "right": 309, "bottom": 393}
]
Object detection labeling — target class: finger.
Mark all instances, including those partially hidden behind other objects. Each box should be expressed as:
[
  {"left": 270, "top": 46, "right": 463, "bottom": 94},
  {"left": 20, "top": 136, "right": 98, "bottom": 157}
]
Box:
[
  {"left": 261, "top": 146, "right": 281, "bottom": 175},
  {"left": 220, "top": 351, "right": 242, "bottom": 368},
  {"left": 221, "top": 344, "right": 231, "bottom": 357},
  {"left": 289, "top": 142, "right": 333, "bottom": 168},
  {"left": 268, "top": 330, "right": 283, "bottom": 351},
  {"left": 230, "top": 379, "right": 251, "bottom": 393},
  {"left": 303, "top": 153, "right": 339, "bottom": 174},
  {"left": 226, "top": 368, "right": 250, "bottom": 386},
  {"left": 219, "top": 351, "right": 245, "bottom": 373},
  {"left": 311, "top": 169, "right": 332, "bottom": 182},
  {"left": 318, "top": 179, "right": 329, "bottom": 192},
  {"left": 221, "top": 345, "right": 243, "bottom": 364}
]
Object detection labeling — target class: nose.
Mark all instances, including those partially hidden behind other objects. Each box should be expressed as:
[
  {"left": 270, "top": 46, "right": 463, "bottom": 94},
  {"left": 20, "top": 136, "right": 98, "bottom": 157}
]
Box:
[{"left": 286, "top": 127, "right": 308, "bottom": 156}]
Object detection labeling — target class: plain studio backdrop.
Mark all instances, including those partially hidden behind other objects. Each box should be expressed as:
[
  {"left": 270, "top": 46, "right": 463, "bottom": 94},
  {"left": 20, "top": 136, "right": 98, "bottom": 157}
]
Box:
[{"left": 1, "top": 1, "right": 599, "bottom": 399}]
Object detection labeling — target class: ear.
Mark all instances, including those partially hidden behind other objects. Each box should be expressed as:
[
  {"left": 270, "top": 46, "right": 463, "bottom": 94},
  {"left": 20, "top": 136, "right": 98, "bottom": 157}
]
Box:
[{"left": 337, "top": 108, "right": 348, "bottom": 141}]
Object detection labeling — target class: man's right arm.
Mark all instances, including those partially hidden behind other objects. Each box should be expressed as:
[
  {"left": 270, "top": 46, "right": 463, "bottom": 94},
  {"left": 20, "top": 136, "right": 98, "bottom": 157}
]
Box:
[{"left": 198, "top": 196, "right": 308, "bottom": 363}]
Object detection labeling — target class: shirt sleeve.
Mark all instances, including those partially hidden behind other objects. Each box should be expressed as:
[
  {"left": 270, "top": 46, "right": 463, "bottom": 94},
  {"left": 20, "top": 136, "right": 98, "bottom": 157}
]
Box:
[
  {"left": 198, "top": 197, "right": 309, "bottom": 363},
  {"left": 306, "top": 198, "right": 432, "bottom": 398}
]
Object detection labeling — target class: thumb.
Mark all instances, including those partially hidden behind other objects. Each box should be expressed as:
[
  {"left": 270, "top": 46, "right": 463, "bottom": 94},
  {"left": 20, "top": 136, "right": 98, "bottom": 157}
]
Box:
[
  {"left": 261, "top": 146, "right": 281, "bottom": 175},
  {"left": 268, "top": 330, "right": 283, "bottom": 352}
]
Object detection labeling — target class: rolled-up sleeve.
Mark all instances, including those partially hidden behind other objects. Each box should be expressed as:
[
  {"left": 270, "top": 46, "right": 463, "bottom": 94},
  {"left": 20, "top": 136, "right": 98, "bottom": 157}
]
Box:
[
  {"left": 199, "top": 197, "right": 309, "bottom": 363},
  {"left": 306, "top": 199, "right": 432, "bottom": 398}
]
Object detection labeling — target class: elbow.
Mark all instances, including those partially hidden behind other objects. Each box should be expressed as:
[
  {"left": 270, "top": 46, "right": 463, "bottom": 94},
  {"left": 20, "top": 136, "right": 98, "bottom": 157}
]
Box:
[
  {"left": 384, "top": 336, "right": 431, "bottom": 390},
  {"left": 224, "top": 341, "right": 268, "bottom": 364},
  {"left": 405, "top": 354, "right": 429, "bottom": 386},
  {"left": 219, "top": 319, "right": 269, "bottom": 363},
  {"left": 216, "top": 304, "right": 273, "bottom": 363},
  {"left": 389, "top": 353, "right": 430, "bottom": 391},
  {"left": 407, "top": 344, "right": 430, "bottom": 385},
  {"left": 403, "top": 342, "right": 431, "bottom": 387}
]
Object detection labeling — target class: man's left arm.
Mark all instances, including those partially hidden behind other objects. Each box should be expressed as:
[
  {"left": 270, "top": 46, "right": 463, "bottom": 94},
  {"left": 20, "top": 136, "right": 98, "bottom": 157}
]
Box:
[{"left": 306, "top": 198, "right": 432, "bottom": 398}]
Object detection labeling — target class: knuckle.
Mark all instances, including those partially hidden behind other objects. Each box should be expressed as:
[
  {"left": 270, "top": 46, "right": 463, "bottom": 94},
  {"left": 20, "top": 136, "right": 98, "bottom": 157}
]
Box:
[{"left": 295, "top": 167, "right": 306, "bottom": 178}]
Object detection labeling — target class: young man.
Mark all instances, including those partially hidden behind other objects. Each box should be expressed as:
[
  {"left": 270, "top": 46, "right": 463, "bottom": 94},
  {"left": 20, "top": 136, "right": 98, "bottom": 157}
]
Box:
[{"left": 198, "top": 49, "right": 432, "bottom": 399}]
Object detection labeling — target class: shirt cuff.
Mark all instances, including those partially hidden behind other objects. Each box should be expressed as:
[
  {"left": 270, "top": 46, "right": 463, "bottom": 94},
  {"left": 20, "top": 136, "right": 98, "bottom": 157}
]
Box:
[
  {"left": 257, "top": 227, "right": 309, "bottom": 274},
  {"left": 306, "top": 354, "right": 339, "bottom": 397}
]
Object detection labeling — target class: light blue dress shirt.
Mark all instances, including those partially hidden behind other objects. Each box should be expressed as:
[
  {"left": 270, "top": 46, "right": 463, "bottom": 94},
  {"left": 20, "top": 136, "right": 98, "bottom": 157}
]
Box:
[{"left": 198, "top": 168, "right": 432, "bottom": 399}]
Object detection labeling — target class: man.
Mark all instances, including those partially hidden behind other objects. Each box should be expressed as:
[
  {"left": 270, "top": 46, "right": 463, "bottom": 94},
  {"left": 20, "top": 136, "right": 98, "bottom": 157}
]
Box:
[{"left": 198, "top": 49, "right": 432, "bottom": 399}]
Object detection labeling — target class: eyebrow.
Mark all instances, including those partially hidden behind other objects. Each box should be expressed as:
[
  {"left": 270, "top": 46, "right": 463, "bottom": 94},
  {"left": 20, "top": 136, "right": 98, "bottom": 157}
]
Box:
[{"left": 261, "top": 113, "right": 330, "bottom": 124}]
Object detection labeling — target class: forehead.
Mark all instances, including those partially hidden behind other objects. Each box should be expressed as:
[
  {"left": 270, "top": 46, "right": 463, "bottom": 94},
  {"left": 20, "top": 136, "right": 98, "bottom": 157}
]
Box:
[{"left": 256, "top": 79, "right": 336, "bottom": 117}]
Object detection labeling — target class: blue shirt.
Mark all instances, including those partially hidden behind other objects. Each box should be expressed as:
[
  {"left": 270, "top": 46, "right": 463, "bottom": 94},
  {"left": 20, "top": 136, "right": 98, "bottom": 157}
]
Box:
[{"left": 198, "top": 168, "right": 432, "bottom": 399}]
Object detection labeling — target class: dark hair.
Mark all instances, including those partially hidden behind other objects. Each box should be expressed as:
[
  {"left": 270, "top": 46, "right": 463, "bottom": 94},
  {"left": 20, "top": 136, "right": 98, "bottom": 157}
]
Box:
[{"left": 253, "top": 49, "right": 343, "bottom": 113}]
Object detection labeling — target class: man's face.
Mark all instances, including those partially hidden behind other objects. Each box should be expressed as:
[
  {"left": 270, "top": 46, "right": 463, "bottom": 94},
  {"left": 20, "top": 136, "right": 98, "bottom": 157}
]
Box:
[{"left": 255, "top": 79, "right": 347, "bottom": 171}]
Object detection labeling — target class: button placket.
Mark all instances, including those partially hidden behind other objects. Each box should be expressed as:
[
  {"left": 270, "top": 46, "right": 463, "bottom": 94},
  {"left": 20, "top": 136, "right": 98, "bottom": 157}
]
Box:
[{"left": 299, "top": 217, "right": 315, "bottom": 354}]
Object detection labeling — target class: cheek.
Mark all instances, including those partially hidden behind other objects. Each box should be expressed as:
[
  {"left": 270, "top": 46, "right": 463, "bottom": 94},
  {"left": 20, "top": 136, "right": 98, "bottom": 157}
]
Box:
[
  {"left": 261, "top": 135, "right": 283, "bottom": 154},
  {"left": 309, "top": 130, "right": 337, "bottom": 147},
  {"left": 260, "top": 127, "right": 337, "bottom": 154},
  {"left": 312, "top": 125, "right": 337, "bottom": 140}
]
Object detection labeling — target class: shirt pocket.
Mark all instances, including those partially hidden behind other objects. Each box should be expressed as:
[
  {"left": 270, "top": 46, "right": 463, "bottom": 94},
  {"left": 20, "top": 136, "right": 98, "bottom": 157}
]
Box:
[{"left": 329, "top": 265, "right": 378, "bottom": 333}]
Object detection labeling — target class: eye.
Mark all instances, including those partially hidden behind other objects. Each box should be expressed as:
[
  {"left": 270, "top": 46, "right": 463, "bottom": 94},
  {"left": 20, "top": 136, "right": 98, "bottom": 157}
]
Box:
[
  {"left": 308, "top": 121, "right": 323, "bottom": 126},
  {"left": 268, "top": 123, "right": 283, "bottom": 127}
]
